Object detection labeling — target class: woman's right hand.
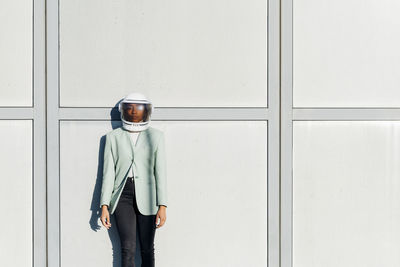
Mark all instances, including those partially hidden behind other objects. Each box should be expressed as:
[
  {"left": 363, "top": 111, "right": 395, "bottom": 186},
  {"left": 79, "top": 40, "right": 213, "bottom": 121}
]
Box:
[{"left": 100, "top": 205, "right": 112, "bottom": 229}]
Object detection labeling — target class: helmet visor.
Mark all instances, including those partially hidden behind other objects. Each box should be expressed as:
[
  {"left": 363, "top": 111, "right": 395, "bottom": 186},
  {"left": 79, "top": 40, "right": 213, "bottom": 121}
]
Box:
[{"left": 121, "top": 102, "right": 152, "bottom": 123}]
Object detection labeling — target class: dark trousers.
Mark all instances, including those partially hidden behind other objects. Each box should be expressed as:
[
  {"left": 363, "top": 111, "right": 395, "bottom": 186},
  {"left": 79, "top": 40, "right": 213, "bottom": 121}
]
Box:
[{"left": 114, "top": 177, "right": 157, "bottom": 267}]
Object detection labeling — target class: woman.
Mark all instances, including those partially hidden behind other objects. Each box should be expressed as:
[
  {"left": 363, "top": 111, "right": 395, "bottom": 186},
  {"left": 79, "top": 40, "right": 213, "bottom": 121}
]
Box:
[{"left": 100, "top": 92, "right": 168, "bottom": 267}]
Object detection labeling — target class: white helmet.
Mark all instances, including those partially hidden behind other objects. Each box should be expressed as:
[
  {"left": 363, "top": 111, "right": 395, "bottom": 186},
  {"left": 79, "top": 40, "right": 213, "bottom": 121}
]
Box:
[{"left": 118, "top": 92, "right": 154, "bottom": 132}]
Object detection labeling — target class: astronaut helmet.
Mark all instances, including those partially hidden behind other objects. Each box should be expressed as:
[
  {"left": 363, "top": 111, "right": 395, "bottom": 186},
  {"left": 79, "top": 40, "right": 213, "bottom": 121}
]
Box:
[{"left": 118, "top": 92, "right": 154, "bottom": 132}]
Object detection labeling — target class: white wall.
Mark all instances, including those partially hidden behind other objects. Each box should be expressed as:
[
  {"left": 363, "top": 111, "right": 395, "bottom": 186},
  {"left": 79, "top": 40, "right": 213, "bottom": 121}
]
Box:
[
  {"left": 293, "top": 121, "right": 400, "bottom": 267},
  {"left": 2, "top": 0, "right": 400, "bottom": 266},
  {"left": 0, "top": 0, "right": 32, "bottom": 106},
  {"left": 59, "top": 0, "right": 267, "bottom": 107},
  {"left": 0, "top": 121, "right": 32, "bottom": 267},
  {"left": 293, "top": 0, "right": 400, "bottom": 107},
  {"left": 291, "top": 0, "right": 400, "bottom": 266}
]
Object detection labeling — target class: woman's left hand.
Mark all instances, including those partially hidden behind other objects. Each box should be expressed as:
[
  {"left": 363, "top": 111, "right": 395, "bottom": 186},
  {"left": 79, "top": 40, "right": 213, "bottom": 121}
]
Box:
[{"left": 155, "top": 206, "right": 167, "bottom": 228}]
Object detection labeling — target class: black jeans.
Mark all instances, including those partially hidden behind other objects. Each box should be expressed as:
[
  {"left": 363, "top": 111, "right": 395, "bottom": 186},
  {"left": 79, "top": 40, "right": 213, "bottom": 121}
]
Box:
[{"left": 114, "top": 177, "right": 157, "bottom": 267}]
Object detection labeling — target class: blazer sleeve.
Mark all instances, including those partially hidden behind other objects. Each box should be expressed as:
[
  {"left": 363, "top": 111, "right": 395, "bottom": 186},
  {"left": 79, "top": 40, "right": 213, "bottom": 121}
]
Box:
[
  {"left": 99, "top": 134, "right": 115, "bottom": 209},
  {"left": 154, "top": 132, "right": 168, "bottom": 207}
]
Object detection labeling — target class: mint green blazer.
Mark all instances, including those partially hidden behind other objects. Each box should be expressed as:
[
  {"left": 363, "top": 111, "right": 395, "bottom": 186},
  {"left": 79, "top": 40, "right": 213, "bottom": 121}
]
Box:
[{"left": 99, "top": 126, "right": 168, "bottom": 215}]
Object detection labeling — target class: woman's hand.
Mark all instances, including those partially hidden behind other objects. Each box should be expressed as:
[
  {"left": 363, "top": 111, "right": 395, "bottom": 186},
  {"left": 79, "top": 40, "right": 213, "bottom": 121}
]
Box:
[
  {"left": 156, "top": 206, "right": 167, "bottom": 228},
  {"left": 100, "top": 205, "right": 112, "bottom": 229}
]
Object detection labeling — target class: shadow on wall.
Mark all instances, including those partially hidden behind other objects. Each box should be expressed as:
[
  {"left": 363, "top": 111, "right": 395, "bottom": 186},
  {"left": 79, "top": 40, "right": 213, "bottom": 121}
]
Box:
[{"left": 88, "top": 103, "right": 144, "bottom": 267}]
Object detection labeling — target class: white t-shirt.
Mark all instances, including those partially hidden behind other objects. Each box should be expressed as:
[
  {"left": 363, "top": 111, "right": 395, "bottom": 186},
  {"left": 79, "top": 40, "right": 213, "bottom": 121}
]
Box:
[{"left": 128, "top": 131, "right": 140, "bottom": 177}]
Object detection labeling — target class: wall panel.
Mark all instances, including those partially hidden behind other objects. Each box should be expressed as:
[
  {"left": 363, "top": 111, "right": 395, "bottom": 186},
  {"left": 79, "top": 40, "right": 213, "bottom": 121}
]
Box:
[{"left": 59, "top": 120, "right": 268, "bottom": 267}]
